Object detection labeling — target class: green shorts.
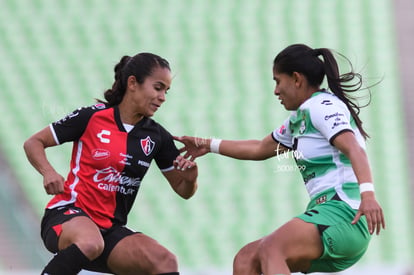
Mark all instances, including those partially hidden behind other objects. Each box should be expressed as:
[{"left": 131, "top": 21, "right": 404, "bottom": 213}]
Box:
[{"left": 296, "top": 197, "right": 371, "bottom": 273}]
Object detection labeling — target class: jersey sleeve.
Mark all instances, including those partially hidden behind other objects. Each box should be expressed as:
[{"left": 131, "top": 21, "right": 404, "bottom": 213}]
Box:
[
  {"left": 272, "top": 117, "right": 293, "bottom": 149},
  {"left": 310, "top": 98, "right": 354, "bottom": 144},
  {"left": 154, "top": 126, "right": 180, "bottom": 172},
  {"left": 50, "top": 104, "right": 103, "bottom": 144}
]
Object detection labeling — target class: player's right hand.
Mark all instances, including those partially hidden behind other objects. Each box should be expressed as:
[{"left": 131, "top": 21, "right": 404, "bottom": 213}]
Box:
[{"left": 43, "top": 171, "right": 65, "bottom": 195}]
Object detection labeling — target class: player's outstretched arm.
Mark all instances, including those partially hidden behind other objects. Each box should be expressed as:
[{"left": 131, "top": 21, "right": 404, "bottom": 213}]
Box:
[{"left": 174, "top": 134, "right": 286, "bottom": 161}]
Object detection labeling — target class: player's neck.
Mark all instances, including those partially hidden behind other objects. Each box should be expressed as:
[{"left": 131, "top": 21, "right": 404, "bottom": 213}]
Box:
[{"left": 118, "top": 104, "right": 144, "bottom": 125}]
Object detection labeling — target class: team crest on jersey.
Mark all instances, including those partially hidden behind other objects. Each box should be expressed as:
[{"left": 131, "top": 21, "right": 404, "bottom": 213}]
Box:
[
  {"left": 299, "top": 114, "right": 306, "bottom": 134},
  {"left": 140, "top": 136, "right": 155, "bottom": 156}
]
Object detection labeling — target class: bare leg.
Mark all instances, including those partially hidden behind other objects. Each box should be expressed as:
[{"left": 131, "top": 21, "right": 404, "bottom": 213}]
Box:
[
  {"left": 41, "top": 216, "right": 105, "bottom": 274},
  {"left": 233, "top": 239, "right": 262, "bottom": 275},
  {"left": 258, "top": 218, "right": 323, "bottom": 275},
  {"left": 107, "top": 233, "right": 178, "bottom": 275},
  {"left": 58, "top": 216, "right": 104, "bottom": 260}
]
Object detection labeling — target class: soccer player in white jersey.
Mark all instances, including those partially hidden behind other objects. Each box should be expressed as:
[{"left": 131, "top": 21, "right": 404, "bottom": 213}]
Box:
[{"left": 174, "top": 44, "right": 385, "bottom": 275}]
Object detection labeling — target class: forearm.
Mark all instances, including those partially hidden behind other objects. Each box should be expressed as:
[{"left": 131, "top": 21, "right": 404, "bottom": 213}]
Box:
[
  {"left": 23, "top": 138, "right": 56, "bottom": 176},
  {"left": 176, "top": 179, "right": 198, "bottom": 199},
  {"left": 209, "top": 139, "right": 271, "bottom": 160},
  {"left": 165, "top": 162, "right": 198, "bottom": 199},
  {"left": 348, "top": 146, "right": 373, "bottom": 184}
]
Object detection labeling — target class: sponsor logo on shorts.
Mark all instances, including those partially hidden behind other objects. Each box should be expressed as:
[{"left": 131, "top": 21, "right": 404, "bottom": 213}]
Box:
[
  {"left": 316, "top": 195, "right": 327, "bottom": 204},
  {"left": 64, "top": 209, "right": 81, "bottom": 215}
]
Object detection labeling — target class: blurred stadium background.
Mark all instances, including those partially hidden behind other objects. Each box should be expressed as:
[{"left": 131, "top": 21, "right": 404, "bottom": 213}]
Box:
[{"left": 0, "top": 0, "right": 413, "bottom": 274}]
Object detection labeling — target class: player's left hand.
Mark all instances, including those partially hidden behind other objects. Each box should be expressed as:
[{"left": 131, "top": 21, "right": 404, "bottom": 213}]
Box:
[
  {"left": 352, "top": 192, "right": 385, "bottom": 235},
  {"left": 173, "top": 155, "right": 197, "bottom": 172}
]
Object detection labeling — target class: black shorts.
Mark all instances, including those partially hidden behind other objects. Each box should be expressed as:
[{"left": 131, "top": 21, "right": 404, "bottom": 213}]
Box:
[{"left": 40, "top": 204, "right": 138, "bottom": 273}]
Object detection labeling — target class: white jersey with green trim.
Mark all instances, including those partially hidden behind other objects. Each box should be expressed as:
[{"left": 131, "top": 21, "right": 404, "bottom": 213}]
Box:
[{"left": 272, "top": 91, "right": 366, "bottom": 209}]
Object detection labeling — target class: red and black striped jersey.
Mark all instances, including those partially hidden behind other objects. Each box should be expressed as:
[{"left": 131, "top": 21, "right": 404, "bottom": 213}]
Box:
[{"left": 46, "top": 103, "right": 179, "bottom": 229}]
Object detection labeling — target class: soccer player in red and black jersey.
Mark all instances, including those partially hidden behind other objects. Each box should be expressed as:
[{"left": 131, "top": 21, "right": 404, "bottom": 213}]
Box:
[{"left": 24, "top": 53, "right": 198, "bottom": 275}]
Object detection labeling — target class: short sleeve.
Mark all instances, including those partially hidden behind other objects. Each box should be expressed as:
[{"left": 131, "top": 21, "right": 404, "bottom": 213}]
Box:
[
  {"left": 272, "top": 117, "right": 293, "bottom": 149},
  {"left": 154, "top": 126, "right": 180, "bottom": 172},
  {"left": 50, "top": 104, "right": 105, "bottom": 144},
  {"left": 310, "top": 98, "right": 354, "bottom": 143}
]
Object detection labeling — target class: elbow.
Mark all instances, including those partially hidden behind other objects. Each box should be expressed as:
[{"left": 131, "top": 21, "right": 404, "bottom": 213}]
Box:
[
  {"left": 181, "top": 182, "right": 198, "bottom": 200},
  {"left": 181, "top": 194, "right": 193, "bottom": 200},
  {"left": 23, "top": 138, "right": 33, "bottom": 155}
]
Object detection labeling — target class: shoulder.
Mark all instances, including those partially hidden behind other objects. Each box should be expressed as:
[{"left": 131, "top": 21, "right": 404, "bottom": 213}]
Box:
[
  {"left": 305, "top": 91, "right": 346, "bottom": 108},
  {"left": 303, "top": 92, "right": 349, "bottom": 119},
  {"left": 140, "top": 117, "right": 174, "bottom": 140},
  {"left": 53, "top": 103, "right": 109, "bottom": 125},
  {"left": 142, "top": 117, "right": 169, "bottom": 131},
  {"left": 302, "top": 92, "right": 354, "bottom": 139}
]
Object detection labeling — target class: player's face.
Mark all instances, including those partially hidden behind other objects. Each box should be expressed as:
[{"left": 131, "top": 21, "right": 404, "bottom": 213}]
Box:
[
  {"left": 273, "top": 71, "right": 303, "bottom": 110},
  {"left": 134, "top": 66, "right": 172, "bottom": 117}
]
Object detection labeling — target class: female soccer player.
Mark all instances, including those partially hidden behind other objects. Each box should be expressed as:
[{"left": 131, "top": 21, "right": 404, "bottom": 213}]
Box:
[
  {"left": 24, "top": 53, "right": 198, "bottom": 275},
  {"left": 174, "top": 44, "right": 385, "bottom": 275}
]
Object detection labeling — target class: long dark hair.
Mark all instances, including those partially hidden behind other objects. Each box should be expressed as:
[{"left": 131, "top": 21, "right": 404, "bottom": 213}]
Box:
[
  {"left": 273, "top": 44, "right": 372, "bottom": 139},
  {"left": 99, "top": 53, "right": 170, "bottom": 106}
]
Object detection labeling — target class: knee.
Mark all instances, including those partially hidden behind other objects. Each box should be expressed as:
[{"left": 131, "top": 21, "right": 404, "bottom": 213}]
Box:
[
  {"left": 76, "top": 238, "right": 105, "bottom": 260},
  {"left": 233, "top": 249, "right": 249, "bottom": 273},
  {"left": 152, "top": 249, "right": 178, "bottom": 273},
  {"left": 258, "top": 236, "right": 285, "bottom": 263},
  {"left": 233, "top": 241, "right": 260, "bottom": 273}
]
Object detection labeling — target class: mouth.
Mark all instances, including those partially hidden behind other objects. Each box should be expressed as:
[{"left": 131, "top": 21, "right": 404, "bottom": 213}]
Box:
[{"left": 150, "top": 103, "right": 160, "bottom": 112}]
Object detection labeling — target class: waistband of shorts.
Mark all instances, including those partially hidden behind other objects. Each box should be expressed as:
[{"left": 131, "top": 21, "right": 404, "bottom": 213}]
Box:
[{"left": 307, "top": 188, "right": 341, "bottom": 209}]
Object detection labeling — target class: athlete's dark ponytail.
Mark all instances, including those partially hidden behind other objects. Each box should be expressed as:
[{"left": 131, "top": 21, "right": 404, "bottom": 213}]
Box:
[
  {"left": 314, "top": 48, "right": 369, "bottom": 139},
  {"left": 99, "top": 53, "right": 171, "bottom": 107},
  {"left": 273, "top": 44, "right": 372, "bottom": 139},
  {"left": 102, "top": 55, "right": 131, "bottom": 106}
]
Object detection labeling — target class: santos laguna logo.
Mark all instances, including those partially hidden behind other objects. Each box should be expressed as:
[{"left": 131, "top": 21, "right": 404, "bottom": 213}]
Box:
[{"left": 93, "top": 166, "right": 141, "bottom": 195}]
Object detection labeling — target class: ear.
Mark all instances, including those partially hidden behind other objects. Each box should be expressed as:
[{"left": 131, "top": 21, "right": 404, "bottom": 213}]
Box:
[
  {"left": 292, "top": 72, "right": 304, "bottom": 88},
  {"left": 127, "top": 75, "right": 138, "bottom": 90}
]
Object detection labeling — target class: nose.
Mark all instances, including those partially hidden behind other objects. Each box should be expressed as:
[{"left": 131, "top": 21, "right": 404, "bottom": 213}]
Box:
[
  {"left": 274, "top": 86, "right": 280, "bottom": 96},
  {"left": 159, "top": 91, "right": 167, "bottom": 102}
]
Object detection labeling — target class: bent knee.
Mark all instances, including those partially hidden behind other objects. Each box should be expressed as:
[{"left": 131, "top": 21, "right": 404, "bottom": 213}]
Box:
[
  {"left": 257, "top": 235, "right": 290, "bottom": 263},
  {"left": 257, "top": 235, "right": 317, "bottom": 272},
  {"left": 76, "top": 238, "right": 105, "bottom": 260},
  {"left": 155, "top": 249, "right": 178, "bottom": 271},
  {"left": 233, "top": 250, "right": 249, "bottom": 272},
  {"left": 233, "top": 241, "right": 261, "bottom": 273}
]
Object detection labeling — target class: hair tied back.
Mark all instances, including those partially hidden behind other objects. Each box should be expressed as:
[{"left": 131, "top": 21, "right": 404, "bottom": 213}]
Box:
[{"left": 312, "top": 48, "right": 322, "bottom": 57}]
